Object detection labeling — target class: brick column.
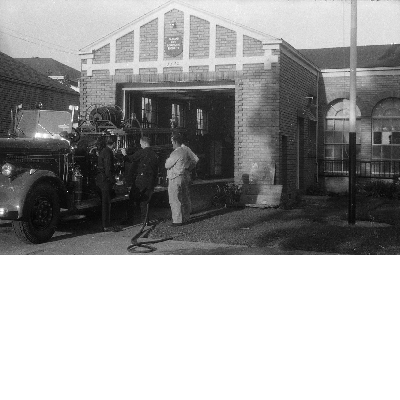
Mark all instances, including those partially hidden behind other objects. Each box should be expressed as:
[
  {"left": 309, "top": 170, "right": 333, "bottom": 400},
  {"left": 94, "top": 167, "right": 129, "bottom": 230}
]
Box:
[{"left": 234, "top": 66, "right": 280, "bottom": 186}]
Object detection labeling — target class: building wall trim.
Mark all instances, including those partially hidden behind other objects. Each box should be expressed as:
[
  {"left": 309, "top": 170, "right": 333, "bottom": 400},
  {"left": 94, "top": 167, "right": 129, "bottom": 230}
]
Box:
[{"left": 322, "top": 67, "right": 400, "bottom": 77}]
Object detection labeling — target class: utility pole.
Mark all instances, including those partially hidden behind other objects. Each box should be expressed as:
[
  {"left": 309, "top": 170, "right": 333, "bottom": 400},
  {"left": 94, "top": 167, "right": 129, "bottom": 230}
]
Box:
[{"left": 348, "top": 0, "right": 357, "bottom": 224}]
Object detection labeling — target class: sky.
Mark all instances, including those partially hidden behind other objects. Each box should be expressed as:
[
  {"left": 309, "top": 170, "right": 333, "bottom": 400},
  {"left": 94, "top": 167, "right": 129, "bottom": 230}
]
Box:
[{"left": 0, "top": 0, "right": 399, "bottom": 71}]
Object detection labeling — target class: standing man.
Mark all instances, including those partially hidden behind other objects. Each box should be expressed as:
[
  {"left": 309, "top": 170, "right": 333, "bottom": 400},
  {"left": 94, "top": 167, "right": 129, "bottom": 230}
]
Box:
[
  {"left": 121, "top": 136, "right": 159, "bottom": 225},
  {"left": 96, "top": 136, "right": 118, "bottom": 232},
  {"left": 165, "top": 133, "right": 198, "bottom": 226},
  {"left": 182, "top": 141, "right": 199, "bottom": 181}
]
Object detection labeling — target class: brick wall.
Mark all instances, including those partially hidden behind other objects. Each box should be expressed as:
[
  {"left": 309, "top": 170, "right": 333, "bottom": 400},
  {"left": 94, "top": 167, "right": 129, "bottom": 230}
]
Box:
[
  {"left": 243, "top": 35, "right": 264, "bottom": 57},
  {"left": 189, "top": 65, "right": 209, "bottom": 73},
  {"left": 139, "top": 68, "right": 158, "bottom": 74},
  {"left": 115, "top": 69, "right": 133, "bottom": 76},
  {"left": 93, "top": 44, "right": 110, "bottom": 64},
  {"left": 216, "top": 25, "right": 236, "bottom": 58},
  {"left": 163, "top": 67, "right": 184, "bottom": 74},
  {"left": 0, "top": 79, "right": 78, "bottom": 135},
  {"left": 190, "top": 16, "right": 210, "bottom": 59},
  {"left": 140, "top": 19, "right": 158, "bottom": 61},
  {"left": 234, "top": 64, "right": 280, "bottom": 185},
  {"left": 279, "top": 51, "right": 319, "bottom": 199},
  {"left": 215, "top": 64, "right": 236, "bottom": 73},
  {"left": 80, "top": 70, "right": 116, "bottom": 116},
  {"left": 116, "top": 31, "right": 134, "bottom": 63}
]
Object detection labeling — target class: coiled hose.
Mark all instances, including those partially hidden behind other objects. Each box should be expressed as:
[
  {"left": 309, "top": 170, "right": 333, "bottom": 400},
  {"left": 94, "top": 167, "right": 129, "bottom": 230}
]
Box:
[{"left": 127, "top": 202, "right": 173, "bottom": 253}]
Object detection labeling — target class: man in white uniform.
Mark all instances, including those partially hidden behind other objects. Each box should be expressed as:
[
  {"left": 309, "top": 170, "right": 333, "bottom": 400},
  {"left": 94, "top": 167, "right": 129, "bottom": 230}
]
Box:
[{"left": 165, "top": 133, "right": 198, "bottom": 225}]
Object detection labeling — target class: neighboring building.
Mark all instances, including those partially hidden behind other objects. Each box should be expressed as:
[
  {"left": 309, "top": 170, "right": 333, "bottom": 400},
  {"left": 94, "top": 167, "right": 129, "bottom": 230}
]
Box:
[
  {"left": 0, "top": 51, "right": 80, "bottom": 135},
  {"left": 15, "top": 57, "right": 80, "bottom": 92},
  {"left": 78, "top": 0, "right": 400, "bottom": 201},
  {"left": 300, "top": 44, "right": 400, "bottom": 192}
]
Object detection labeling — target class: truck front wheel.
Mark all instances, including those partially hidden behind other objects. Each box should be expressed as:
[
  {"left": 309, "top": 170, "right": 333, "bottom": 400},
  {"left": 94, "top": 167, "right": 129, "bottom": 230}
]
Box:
[{"left": 13, "top": 183, "right": 60, "bottom": 244}]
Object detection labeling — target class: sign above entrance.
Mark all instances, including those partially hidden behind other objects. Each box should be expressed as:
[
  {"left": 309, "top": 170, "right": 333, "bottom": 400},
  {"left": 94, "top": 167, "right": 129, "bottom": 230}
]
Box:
[{"left": 165, "top": 36, "right": 183, "bottom": 57}]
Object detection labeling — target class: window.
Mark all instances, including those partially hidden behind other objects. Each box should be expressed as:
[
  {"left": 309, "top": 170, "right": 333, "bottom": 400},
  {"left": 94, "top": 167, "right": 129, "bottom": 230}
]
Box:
[
  {"left": 324, "top": 99, "right": 361, "bottom": 172},
  {"left": 372, "top": 98, "right": 400, "bottom": 161},
  {"left": 171, "top": 103, "right": 185, "bottom": 128},
  {"left": 196, "top": 108, "right": 208, "bottom": 135},
  {"left": 141, "top": 97, "right": 157, "bottom": 127}
]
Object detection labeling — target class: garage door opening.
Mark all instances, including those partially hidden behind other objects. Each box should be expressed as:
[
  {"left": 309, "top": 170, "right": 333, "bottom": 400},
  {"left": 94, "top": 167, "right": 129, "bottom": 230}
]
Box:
[{"left": 122, "top": 86, "right": 235, "bottom": 180}]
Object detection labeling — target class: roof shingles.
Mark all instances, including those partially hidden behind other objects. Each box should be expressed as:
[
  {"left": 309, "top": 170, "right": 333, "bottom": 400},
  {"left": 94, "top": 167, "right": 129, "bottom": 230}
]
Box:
[
  {"left": 15, "top": 57, "right": 80, "bottom": 80},
  {"left": 299, "top": 44, "right": 400, "bottom": 69},
  {"left": 0, "top": 51, "right": 77, "bottom": 94}
]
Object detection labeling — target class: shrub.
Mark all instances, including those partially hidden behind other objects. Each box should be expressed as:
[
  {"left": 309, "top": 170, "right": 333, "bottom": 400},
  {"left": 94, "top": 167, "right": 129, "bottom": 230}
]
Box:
[
  {"left": 212, "top": 183, "right": 242, "bottom": 207},
  {"left": 356, "top": 179, "right": 400, "bottom": 199},
  {"left": 305, "top": 182, "right": 327, "bottom": 196}
]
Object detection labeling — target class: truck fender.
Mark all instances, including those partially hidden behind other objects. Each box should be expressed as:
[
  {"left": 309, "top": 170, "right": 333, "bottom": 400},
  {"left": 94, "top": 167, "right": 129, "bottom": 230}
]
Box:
[{"left": 9, "top": 170, "right": 69, "bottom": 219}]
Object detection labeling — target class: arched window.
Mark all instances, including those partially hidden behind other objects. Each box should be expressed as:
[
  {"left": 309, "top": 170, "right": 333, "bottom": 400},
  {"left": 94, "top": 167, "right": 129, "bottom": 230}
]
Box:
[
  {"left": 324, "top": 99, "right": 361, "bottom": 171},
  {"left": 372, "top": 98, "right": 400, "bottom": 160}
]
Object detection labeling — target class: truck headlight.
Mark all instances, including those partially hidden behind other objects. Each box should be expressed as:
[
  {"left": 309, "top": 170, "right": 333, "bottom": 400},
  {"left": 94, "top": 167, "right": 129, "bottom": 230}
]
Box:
[
  {"left": 1, "top": 163, "right": 15, "bottom": 177},
  {"left": 0, "top": 207, "right": 8, "bottom": 216}
]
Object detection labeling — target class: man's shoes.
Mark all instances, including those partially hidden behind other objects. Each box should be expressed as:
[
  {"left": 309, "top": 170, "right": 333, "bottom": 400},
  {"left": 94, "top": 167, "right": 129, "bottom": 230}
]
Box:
[{"left": 102, "top": 226, "right": 122, "bottom": 232}]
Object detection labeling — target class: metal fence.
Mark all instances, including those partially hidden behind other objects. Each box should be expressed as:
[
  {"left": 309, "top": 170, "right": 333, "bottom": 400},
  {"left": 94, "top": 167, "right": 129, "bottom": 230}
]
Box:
[
  {"left": 113, "top": 71, "right": 238, "bottom": 84},
  {"left": 319, "top": 160, "right": 400, "bottom": 179}
]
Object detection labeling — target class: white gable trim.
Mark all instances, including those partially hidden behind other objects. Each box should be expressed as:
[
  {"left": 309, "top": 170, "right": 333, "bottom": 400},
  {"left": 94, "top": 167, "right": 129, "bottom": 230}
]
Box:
[
  {"left": 79, "top": 0, "right": 278, "bottom": 53},
  {"left": 83, "top": 56, "right": 273, "bottom": 77},
  {"left": 79, "top": 0, "right": 283, "bottom": 76}
]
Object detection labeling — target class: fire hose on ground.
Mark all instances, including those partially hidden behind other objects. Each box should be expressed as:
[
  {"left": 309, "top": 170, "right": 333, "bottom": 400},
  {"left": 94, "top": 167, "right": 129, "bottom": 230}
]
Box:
[{"left": 127, "top": 202, "right": 174, "bottom": 254}]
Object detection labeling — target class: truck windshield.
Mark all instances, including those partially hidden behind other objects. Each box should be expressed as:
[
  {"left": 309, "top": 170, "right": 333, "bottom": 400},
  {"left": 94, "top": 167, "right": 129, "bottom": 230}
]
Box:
[
  {"left": 10, "top": 110, "right": 72, "bottom": 139},
  {"left": 36, "top": 111, "right": 72, "bottom": 139}
]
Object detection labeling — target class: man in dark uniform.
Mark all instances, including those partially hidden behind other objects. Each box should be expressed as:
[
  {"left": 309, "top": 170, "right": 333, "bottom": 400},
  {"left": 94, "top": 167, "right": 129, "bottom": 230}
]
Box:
[
  {"left": 96, "top": 136, "right": 118, "bottom": 232},
  {"left": 121, "top": 136, "right": 159, "bottom": 225}
]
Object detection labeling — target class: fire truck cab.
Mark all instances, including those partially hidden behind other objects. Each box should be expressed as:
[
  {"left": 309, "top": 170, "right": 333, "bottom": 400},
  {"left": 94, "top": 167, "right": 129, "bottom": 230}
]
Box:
[{"left": 0, "top": 106, "right": 167, "bottom": 244}]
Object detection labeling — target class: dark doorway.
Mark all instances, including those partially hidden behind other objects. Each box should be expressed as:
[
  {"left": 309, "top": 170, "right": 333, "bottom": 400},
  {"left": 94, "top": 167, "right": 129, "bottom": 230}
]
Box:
[{"left": 123, "top": 87, "right": 235, "bottom": 179}]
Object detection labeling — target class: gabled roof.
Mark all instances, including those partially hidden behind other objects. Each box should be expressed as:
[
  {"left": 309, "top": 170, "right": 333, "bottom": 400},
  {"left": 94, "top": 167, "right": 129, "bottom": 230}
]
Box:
[
  {"left": 15, "top": 57, "right": 80, "bottom": 80},
  {"left": 299, "top": 44, "right": 400, "bottom": 69},
  {"left": 0, "top": 51, "right": 78, "bottom": 95},
  {"left": 80, "top": 0, "right": 279, "bottom": 53}
]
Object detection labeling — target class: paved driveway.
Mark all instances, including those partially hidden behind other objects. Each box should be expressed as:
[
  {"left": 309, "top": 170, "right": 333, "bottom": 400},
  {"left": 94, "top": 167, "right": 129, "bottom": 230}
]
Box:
[{"left": 0, "top": 205, "right": 250, "bottom": 255}]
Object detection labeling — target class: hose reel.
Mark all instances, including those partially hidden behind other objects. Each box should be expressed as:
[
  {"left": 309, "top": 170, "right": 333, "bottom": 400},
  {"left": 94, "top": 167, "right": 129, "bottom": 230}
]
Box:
[{"left": 86, "top": 104, "right": 124, "bottom": 130}]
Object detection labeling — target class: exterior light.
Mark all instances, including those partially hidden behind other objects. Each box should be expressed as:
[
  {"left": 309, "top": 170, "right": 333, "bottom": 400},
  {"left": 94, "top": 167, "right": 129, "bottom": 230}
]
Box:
[
  {"left": 1, "top": 163, "right": 15, "bottom": 177},
  {"left": 0, "top": 208, "right": 7, "bottom": 216}
]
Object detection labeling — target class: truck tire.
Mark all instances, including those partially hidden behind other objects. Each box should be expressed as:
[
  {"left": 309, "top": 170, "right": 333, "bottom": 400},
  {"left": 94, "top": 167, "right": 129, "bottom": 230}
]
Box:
[{"left": 12, "top": 183, "right": 60, "bottom": 244}]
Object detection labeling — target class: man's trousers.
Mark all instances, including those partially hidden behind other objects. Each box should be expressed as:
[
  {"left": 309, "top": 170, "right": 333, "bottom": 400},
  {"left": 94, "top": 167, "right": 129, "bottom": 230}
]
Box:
[
  {"left": 100, "top": 185, "right": 112, "bottom": 228},
  {"left": 126, "top": 185, "right": 153, "bottom": 224},
  {"left": 167, "top": 174, "right": 191, "bottom": 224}
]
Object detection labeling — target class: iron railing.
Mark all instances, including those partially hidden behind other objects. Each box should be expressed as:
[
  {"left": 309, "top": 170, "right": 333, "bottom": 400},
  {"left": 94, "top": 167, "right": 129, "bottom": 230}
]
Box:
[
  {"left": 80, "top": 128, "right": 179, "bottom": 149},
  {"left": 319, "top": 160, "right": 400, "bottom": 179},
  {"left": 113, "top": 71, "right": 238, "bottom": 84},
  {"left": 123, "top": 128, "right": 187, "bottom": 148}
]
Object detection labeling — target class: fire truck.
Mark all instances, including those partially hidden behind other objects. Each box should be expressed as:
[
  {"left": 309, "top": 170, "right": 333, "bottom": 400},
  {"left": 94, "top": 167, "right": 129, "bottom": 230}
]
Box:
[{"left": 0, "top": 104, "right": 172, "bottom": 244}]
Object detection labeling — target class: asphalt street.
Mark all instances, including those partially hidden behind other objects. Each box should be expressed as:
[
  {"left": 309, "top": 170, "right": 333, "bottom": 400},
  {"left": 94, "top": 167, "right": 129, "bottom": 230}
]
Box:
[
  {"left": 0, "top": 216, "right": 327, "bottom": 255},
  {"left": 0, "top": 201, "right": 329, "bottom": 256},
  {"left": 0, "top": 204, "right": 250, "bottom": 256}
]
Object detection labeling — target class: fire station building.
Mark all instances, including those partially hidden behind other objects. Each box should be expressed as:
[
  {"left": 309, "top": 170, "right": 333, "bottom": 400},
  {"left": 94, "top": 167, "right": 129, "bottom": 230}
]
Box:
[{"left": 79, "top": 0, "right": 400, "bottom": 202}]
